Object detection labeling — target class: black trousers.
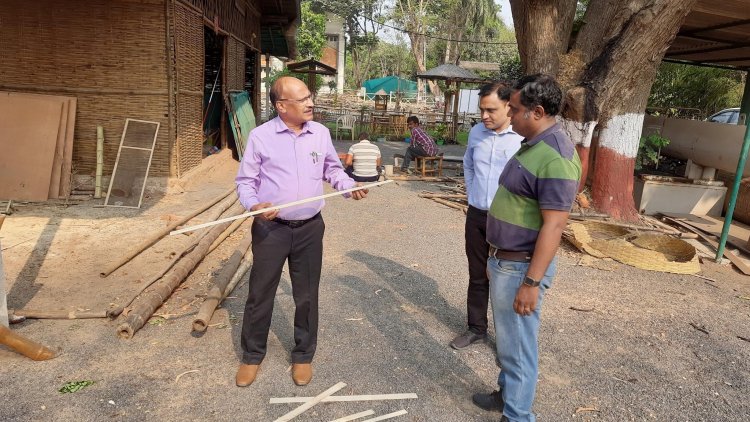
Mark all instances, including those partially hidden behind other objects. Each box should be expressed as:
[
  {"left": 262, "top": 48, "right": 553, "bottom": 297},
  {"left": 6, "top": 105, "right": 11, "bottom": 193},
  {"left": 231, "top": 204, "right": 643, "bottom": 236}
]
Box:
[
  {"left": 240, "top": 214, "right": 325, "bottom": 364},
  {"left": 464, "top": 205, "right": 490, "bottom": 335}
]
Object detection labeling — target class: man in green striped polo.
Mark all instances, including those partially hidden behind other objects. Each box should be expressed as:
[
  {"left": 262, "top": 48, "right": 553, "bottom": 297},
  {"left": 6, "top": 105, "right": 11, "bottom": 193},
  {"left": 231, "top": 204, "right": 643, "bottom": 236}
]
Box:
[{"left": 472, "top": 74, "right": 581, "bottom": 422}]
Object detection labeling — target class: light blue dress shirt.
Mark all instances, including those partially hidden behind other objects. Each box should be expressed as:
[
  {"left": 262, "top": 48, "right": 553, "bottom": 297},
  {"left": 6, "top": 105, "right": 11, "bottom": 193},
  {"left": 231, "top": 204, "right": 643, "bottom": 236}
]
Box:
[{"left": 463, "top": 123, "right": 524, "bottom": 210}]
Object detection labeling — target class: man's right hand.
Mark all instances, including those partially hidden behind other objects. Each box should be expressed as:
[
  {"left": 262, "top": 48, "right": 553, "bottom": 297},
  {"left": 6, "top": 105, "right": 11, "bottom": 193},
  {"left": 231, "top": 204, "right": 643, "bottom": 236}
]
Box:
[{"left": 251, "top": 202, "right": 279, "bottom": 221}]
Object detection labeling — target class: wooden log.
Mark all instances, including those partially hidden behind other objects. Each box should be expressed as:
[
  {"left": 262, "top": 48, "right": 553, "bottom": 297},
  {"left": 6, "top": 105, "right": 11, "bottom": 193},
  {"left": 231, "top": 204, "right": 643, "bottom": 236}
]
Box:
[
  {"left": 12, "top": 309, "right": 107, "bottom": 319},
  {"left": 192, "top": 229, "right": 253, "bottom": 332},
  {"left": 0, "top": 324, "right": 56, "bottom": 360},
  {"left": 222, "top": 257, "right": 252, "bottom": 299},
  {"left": 116, "top": 202, "right": 246, "bottom": 339},
  {"left": 100, "top": 187, "right": 235, "bottom": 278}
]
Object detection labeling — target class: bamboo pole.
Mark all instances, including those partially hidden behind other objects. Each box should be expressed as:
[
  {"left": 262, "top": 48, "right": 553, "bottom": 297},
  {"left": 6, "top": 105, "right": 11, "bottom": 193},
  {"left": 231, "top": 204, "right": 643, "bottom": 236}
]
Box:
[
  {"left": 116, "top": 202, "right": 246, "bottom": 339},
  {"left": 12, "top": 309, "right": 107, "bottom": 319},
  {"left": 171, "top": 180, "right": 393, "bottom": 235},
  {"left": 95, "top": 126, "right": 104, "bottom": 198},
  {"left": 418, "top": 193, "right": 467, "bottom": 199},
  {"left": 222, "top": 256, "right": 252, "bottom": 300},
  {"left": 193, "top": 229, "right": 253, "bottom": 332},
  {"left": 0, "top": 325, "right": 56, "bottom": 361},
  {"left": 431, "top": 197, "right": 468, "bottom": 212},
  {"left": 100, "top": 187, "right": 235, "bottom": 278}
]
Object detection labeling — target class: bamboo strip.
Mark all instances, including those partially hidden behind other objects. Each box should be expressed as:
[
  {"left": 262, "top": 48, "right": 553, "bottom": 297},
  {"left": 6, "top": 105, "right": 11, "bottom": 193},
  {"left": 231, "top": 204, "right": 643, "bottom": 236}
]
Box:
[
  {"left": 100, "top": 187, "right": 235, "bottom": 277},
  {"left": 171, "top": 180, "right": 393, "bottom": 235},
  {"left": 361, "top": 410, "right": 408, "bottom": 422},
  {"left": 269, "top": 393, "right": 418, "bottom": 404},
  {"left": 329, "top": 409, "right": 375, "bottom": 422},
  {"left": 273, "top": 382, "right": 347, "bottom": 422},
  {"left": 431, "top": 198, "right": 468, "bottom": 212}
]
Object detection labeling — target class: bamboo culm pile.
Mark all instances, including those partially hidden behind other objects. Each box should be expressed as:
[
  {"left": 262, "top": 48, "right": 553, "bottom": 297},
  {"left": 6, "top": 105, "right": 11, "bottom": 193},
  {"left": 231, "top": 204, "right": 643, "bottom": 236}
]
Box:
[{"left": 116, "top": 202, "right": 245, "bottom": 339}]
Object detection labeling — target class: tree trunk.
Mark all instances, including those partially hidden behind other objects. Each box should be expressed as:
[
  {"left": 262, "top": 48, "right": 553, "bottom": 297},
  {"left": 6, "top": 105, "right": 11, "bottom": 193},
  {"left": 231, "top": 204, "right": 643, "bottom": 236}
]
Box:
[{"left": 511, "top": 0, "right": 697, "bottom": 220}]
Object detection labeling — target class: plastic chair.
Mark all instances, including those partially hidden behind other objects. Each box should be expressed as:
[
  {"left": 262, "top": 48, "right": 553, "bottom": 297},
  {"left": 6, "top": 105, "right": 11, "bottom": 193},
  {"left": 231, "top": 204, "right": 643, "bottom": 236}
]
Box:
[{"left": 335, "top": 114, "right": 357, "bottom": 140}]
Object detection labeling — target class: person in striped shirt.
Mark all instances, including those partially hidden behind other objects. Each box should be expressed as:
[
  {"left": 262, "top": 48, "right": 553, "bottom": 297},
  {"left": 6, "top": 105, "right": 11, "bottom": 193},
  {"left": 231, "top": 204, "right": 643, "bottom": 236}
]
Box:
[
  {"left": 400, "top": 116, "right": 438, "bottom": 174},
  {"left": 472, "top": 74, "right": 581, "bottom": 421},
  {"left": 344, "top": 132, "right": 382, "bottom": 182}
]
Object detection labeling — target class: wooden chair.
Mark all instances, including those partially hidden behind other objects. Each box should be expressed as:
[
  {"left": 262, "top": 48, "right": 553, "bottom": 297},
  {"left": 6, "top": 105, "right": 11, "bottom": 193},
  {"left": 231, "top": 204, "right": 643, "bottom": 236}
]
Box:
[
  {"left": 335, "top": 114, "right": 356, "bottom": 140},
  {"left": 390, "top": 115, "right": 407, "bottom": 137},
  {"left": 414, "top": 153, "right": 444, "bottom": 177}
]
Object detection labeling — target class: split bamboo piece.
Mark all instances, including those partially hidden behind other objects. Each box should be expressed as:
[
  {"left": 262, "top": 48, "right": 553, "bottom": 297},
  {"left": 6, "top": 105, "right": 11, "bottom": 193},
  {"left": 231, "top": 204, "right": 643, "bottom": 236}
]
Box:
[
  {"left": 95, "top": 126, "right": 104, "bottom": 198},
  {"left": 193, "top": 229, "right": 253, "bottom": 332},
  {"left": 329, "top": 409, "right": 375, "bottom": 422},
  {"left": 417, "top": 193, "right": 466, "bottom": 199},
  {"left": 12, "top": 309, "right": 107, "bottom": 319},
  {"left": 274, "top": 382, "right": 347, "bottom": 422},
  {"left": 100, "top": 187, "right": 235, "bottom": 277},
  {"left": 116, "top": 202, "right": 245, "bottom": 339},
  {"left": 431, "top": 197, "right": 468, "bottom": 212},
  {"left": 171, "top": 180, "right": 392, "bottom": 235},
  {"left": 269, "top": 393, "right": 418, "bottom": 404},
  {"left": 361, "top": 410, "right": 408, "bottom": 422},
  {"left": 0, "top": 324, "right": 56, "bottom": 361}
]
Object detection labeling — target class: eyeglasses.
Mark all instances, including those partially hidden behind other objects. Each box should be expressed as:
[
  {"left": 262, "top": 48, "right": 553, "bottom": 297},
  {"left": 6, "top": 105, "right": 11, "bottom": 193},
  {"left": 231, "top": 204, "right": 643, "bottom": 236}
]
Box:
[{"left": 277, "top": 94, "right": 314, "bottom": 104}]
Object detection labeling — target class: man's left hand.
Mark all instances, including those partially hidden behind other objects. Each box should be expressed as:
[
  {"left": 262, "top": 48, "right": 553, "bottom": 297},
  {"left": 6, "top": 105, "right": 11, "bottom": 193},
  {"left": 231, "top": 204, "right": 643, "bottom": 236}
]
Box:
[
  {"left": 513, "top": 285, "right": 539, "bottom": 316},
  {"left": 351, "top": 182, "right": 368, "bottom": 200}
]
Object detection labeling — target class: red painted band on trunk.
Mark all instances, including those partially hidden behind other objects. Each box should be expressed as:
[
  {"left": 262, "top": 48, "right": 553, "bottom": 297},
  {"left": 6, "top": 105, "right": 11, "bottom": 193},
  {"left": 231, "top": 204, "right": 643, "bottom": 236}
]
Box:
[{"left": 591, "top": 147, "right": 638, "bottom": 221}]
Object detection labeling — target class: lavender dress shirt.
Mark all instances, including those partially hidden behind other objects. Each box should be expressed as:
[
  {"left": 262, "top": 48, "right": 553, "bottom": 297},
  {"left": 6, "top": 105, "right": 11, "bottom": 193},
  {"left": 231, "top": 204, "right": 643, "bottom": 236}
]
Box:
[{"left": 236, "top": 116, "right": 356, "bottom": 220}]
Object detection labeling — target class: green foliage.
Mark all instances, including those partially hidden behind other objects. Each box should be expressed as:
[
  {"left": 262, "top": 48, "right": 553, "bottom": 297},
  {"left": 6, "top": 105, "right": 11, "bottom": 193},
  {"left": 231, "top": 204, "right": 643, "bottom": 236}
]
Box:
[
  {"left": 59, "top": 380, "right": 95, "bottom": 393},
  {"left": 636, "top": 134, "right": 670, "bottom": 170},
  {"left": 263, "top": 68, "right": 324, "bottom": 96},
  {"left": 648, "top": 62, "right": 745, "bottom": 117},
  {"left": 297, "top": 2, "right": 327, "bottom": 60},
  {"left": 496, "top": 54, "right": 523, "bottom": 81}
]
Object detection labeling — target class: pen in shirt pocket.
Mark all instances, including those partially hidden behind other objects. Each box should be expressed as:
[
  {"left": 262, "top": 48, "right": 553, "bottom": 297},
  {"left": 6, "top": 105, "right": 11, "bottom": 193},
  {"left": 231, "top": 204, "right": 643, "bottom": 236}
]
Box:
[{"left": 310, "top": 151, "right": 322, "bottom": 163}]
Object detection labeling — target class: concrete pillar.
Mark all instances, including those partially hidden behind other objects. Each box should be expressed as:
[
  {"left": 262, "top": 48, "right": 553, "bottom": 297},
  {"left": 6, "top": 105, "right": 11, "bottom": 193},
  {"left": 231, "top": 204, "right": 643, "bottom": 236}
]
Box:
[
  {"left": 336, "top": 34, "right": 345, "bottom": 94},
  {"left": 685, "top": 159, "right": 717, "bottom": 181}
]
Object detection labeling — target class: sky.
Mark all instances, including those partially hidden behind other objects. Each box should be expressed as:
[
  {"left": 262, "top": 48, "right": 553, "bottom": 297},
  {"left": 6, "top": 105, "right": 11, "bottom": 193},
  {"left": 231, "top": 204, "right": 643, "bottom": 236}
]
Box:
[{"left": 498, "top": 0, "right": 513, "bottom": 28}]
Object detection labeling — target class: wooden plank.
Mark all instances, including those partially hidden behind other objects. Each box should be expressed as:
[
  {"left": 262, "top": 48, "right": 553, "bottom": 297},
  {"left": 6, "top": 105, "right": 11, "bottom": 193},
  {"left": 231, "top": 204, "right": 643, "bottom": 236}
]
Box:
[
  {"left": 360, "top": 410, "right": 408, "bottom": 422},
  {"left": 661, "top": 212, "right": 750, "bottom": 255},
  {"left": 329, "top": 409, "right": 375, "bottom": 422},
  {"left": 273, "top": 382, "right": 347, "bottom": 422},
  {"left": 47, "top": 99, "right": 68, "bottom": 199},
  {"left": 663, "top": 217, "right": 750, "bottom": 275},
  {"left": 270, "top": 393, "right": 418, "bottom": 404},
  {"left": 0, "top": 94, "right": 63, "bottom": 201}
]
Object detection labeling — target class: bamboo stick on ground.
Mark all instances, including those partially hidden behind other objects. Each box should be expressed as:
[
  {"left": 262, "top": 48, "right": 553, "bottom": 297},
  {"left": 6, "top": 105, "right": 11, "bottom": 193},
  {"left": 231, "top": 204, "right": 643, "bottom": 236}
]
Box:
[
  {"left": 100, "top": 187, "right": 235, "bottom": 277},
  {"left": 222, "top": 256, "right": 252, "bottom": 299},
  {"left": 116, "top": 202, "right": 245, "bottom": 339},
  {"left": 418, "top": 193, "right": 467, "bottom": 199},
  {"left": 107, "top": 197, "right": 240, "bottom": 317},
  {"left": 431, "top": 197, "right": 468, "bottom": 212},
  {"left": 12, "top": 309, "right": 107, "bottom": 319},
  {"left": 0, "top": 325, "right": 56, "bottom": 360},
  {"left": 192, "top": 229, "right": 253, "bottom": 332},
  {"left": 274, "top": 382, "right": 347, "bottom": 422}
]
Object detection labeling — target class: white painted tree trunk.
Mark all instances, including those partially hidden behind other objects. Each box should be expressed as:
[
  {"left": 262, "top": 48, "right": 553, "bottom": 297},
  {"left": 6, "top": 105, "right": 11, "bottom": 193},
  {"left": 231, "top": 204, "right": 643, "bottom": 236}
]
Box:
[{"left": 559, "top": 118, "right": 598, "bottom": 147}]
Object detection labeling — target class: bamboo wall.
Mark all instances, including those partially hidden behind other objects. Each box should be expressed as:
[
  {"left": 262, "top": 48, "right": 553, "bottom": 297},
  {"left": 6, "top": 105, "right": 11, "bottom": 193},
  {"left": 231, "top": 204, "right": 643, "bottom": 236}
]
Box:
[
  {"left": 179, "top": 0, "right": 261, "bottom": 50},
  {"left": 0, "top": 0, "right": 173, "bottom": 177}
]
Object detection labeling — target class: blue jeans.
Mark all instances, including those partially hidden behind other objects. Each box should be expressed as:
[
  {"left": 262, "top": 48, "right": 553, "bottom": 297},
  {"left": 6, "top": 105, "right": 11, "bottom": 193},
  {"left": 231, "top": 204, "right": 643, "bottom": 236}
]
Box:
[{"left": 488, "top": 256, "right": 557, "bottom": 422}]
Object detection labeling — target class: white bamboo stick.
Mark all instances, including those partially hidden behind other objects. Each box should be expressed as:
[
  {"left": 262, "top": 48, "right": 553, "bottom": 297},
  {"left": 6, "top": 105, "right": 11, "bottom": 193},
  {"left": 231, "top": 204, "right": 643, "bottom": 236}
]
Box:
[
  {"left": 269, "top": 393, "right": 418, "bottom": 404},
  {"left": 273, "top": 382, "right": 347, "bottom": 422},
  {"left": 329, "top": 409, "right": 375, "bottom": 422},
  {"left": 170, "top": 180, "right": 393, "bottom": 236},
  {"left": 361, "top": 410, "right": 408, "bottom": 422}
]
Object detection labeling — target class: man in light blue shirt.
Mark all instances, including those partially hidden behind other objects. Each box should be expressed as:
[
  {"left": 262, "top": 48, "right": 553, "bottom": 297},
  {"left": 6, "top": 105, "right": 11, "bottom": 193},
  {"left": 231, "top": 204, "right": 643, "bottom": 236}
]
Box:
[{"left": 451, "top": 81, "right": 524, "bottom": 350}]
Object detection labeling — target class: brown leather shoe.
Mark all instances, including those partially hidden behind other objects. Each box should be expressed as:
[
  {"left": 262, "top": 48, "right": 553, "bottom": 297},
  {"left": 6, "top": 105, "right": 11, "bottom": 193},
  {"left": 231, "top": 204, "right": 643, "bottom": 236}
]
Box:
[
  {"left": 235, "top": 364, "right": 259, "bottom": 387},
  {"left": 292, "top": 363, "right": 312, "bottom": 386}
]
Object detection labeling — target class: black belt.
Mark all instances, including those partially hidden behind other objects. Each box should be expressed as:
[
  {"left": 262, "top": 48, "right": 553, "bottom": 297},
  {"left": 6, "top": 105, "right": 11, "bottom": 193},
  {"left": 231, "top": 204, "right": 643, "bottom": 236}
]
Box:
[
  {"left": 489, "top": 246, "right": 532, "bottom": 262},
  {"left": 272, "top": 213, "right": 320, "bottom": 228}
]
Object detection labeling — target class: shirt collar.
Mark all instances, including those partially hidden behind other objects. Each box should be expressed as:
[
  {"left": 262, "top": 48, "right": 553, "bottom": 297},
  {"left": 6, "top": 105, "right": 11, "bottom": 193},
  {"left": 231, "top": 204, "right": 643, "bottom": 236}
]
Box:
[
  {"left": 358, "top": 139, "right": 371, "bottom": 144},
  {"left": 274, "top": 116, "right": 314, "bottom": 134},
  {"left": 481, "top": 124, "right": 518, "bottom": 136},
  {"left": 523, "top": 123, "right": 560, "bottom": 147}
]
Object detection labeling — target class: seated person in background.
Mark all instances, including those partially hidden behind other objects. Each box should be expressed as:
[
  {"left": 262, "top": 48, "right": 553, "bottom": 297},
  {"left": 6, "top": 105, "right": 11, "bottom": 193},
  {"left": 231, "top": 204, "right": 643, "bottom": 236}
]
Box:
[
  {"left": 345, "top": 132, "right": 382, "bottom": 182},
  {"left": 400, "top": 116, "right": 438, "bottom": 174}
]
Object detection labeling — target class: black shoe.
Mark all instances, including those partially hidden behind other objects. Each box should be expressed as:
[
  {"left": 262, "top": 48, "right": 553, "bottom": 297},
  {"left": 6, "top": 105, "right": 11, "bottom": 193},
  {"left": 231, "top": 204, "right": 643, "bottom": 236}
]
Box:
[
  {"left": 450, "top": 331, "right": 486, "bottom": 349},
  {"left": 472, "top": 390, "right": 503, "bottom": 412}
]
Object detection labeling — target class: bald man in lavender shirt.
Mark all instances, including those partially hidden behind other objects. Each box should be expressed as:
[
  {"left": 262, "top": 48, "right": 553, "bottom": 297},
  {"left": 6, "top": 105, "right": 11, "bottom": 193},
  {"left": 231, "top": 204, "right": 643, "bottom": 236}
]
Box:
[{"left": 234, "top": 77, "right": 368, "bottom": 388}]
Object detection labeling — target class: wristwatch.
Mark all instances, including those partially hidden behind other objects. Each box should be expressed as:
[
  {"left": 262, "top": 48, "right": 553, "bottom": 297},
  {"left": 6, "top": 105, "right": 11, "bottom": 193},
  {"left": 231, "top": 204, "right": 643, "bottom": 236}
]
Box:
[{"left": 522, "top": 275, "right": 541, "bottom": 287}]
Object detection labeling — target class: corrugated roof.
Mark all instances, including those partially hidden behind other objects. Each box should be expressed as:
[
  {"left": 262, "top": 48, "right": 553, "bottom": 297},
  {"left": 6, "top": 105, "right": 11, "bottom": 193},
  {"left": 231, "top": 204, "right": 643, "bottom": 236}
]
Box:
[{"left": 417, "top": 64, "right": 486, "bottom": 82}]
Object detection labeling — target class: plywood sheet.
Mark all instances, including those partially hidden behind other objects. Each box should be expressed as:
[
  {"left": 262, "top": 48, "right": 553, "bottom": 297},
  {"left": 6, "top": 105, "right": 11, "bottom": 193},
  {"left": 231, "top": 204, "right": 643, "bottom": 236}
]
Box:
[
  {"left": 48, "top": 100, "right": 69, "bottom": 199},
  {"left": 59, "top": 98, "right": 77, "bottom": 198},
  {"left": 0, "top": 94, "right": 63, "bottom": 201}
]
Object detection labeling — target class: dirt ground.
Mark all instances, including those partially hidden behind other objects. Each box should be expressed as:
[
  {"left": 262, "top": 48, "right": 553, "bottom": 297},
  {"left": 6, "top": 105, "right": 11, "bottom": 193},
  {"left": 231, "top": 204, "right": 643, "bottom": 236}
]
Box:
[{"left": 1, "top": 144, "right": 749, "bottom": 421}]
